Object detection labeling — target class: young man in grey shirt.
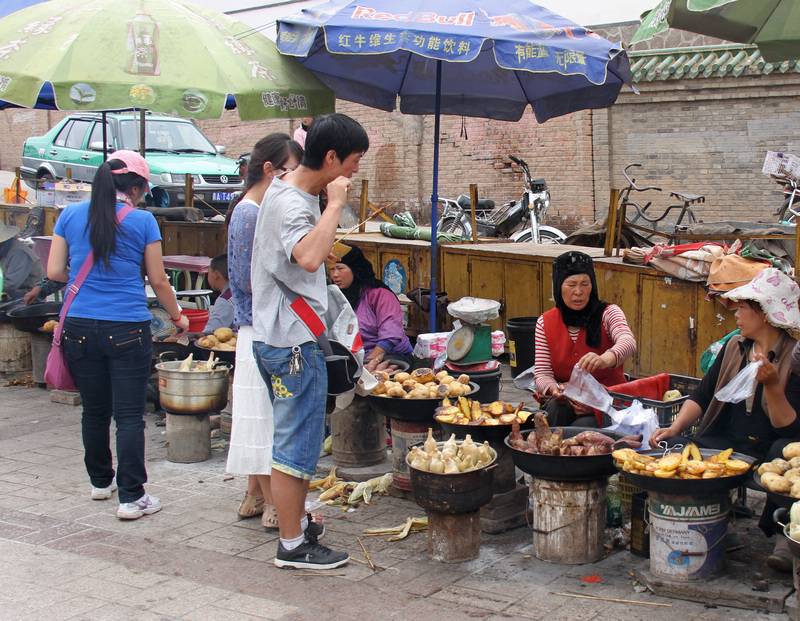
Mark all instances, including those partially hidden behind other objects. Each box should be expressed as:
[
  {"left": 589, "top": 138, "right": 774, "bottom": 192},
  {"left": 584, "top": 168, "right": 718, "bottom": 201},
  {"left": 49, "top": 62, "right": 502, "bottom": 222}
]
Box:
[{"left": 251, "top": 114, "right": 368, "bottom": 570}]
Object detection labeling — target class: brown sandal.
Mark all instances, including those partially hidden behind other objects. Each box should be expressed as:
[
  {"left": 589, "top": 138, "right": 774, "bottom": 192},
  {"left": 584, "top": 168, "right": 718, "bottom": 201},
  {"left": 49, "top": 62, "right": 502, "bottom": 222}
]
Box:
[
  {"left": 237, "top": 493, "right": 265, "bottom": 518},
  {"left": 262, "top": 504, "right": 279, "bottom": 529}
]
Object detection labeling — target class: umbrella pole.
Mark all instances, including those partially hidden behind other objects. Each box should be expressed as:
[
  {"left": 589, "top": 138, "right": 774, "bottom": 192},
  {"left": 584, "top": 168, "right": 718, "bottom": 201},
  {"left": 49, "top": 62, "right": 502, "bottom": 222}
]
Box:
[
  {"left": 102, "top": 111, "right": 108, "bottom": 161},
  {"left": 429, "top": 60, "right": 442, "bottom": 334}
]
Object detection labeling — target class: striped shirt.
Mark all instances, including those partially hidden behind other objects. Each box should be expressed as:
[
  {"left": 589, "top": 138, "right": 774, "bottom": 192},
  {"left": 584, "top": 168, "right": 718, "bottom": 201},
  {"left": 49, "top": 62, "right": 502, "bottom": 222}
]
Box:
[{"left": 533, "top": 304, "right": 636, "bottom": 394}]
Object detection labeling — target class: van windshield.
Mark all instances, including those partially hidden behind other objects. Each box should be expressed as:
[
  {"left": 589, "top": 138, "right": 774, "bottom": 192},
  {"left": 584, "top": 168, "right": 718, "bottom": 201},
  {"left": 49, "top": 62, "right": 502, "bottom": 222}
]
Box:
[{"left": 118, "top": 119, "right": 216, "bottom": 154}]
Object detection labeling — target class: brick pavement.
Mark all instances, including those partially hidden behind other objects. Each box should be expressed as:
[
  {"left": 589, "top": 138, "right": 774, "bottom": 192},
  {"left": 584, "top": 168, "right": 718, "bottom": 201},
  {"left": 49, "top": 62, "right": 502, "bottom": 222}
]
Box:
[{"left": 0, "top": 363, "right": 796, "bottom": 621}]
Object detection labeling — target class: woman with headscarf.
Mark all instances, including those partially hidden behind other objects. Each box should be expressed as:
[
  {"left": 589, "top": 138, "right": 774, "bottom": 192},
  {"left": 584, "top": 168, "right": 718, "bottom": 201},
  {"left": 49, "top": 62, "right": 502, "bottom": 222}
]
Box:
[
  {"left": 329, "top": 243, "right": 413, "bottom": 372},
  {"left": 649, "top": 268, "right": 800, "bottom": 572},
  {"left": 534, "top": 250, "right": 637, "bottom": 427}
]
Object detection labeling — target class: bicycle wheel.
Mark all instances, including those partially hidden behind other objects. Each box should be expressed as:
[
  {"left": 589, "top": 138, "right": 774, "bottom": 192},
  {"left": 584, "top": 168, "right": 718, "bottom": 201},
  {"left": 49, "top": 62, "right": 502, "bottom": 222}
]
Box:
[
  {"left": 439, "top": 216, "right": 468, "bottom": 238},
  {"left": 777, "top": 195, "right": 799, "bottom": 224}
]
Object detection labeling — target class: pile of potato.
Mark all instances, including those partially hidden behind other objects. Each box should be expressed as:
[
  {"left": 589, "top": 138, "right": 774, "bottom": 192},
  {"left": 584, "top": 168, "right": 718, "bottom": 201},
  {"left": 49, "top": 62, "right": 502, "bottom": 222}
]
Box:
[
  {"left": 196, "top": 328, "right": 236, "bottom": 351},
  {"left": 613, "top": 443, "right": 751, "bottom": 479},
  {"left": 757, "top": 442, "right": 800, "bottom": 497},
  {"left": 371, "top": 368, "right": 471, "bottom": 399},
  {"left": 434, "top": 397, "right": 534, "bottom": 426}
]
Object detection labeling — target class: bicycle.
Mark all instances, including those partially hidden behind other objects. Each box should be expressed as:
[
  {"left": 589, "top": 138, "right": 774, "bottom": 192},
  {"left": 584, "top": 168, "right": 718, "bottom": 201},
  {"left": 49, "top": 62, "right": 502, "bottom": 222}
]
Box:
[
  {"left": 773, "top": 174, "right": 800, "bottom": 224},
  {"left": 618, "top": 163, "right": 704, "bottom": 239}
]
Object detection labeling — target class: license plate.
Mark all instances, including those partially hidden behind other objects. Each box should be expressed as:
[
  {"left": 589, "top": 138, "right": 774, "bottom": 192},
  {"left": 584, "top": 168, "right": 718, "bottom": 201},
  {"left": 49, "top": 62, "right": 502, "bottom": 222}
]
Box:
[{"left": 212, "top": 191, "right": 235, "bottom": 202}]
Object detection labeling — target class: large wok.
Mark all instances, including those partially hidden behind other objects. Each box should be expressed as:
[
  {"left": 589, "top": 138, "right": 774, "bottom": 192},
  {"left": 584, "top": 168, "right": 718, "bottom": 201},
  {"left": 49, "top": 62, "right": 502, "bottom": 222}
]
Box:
[
  {"left": 438, "top": 414, "right": 537, "bottom": 443},
  {"left": 621, "top": 448, "right": 756, "bottom": 495},
  {"left": 367, "top": 382, "right": 478, "bottom": 421},
  {"left": 6, "top": 301, "right": 62, "bottom": 332},
  {"left": 506, "top": 427, "right": 627, "bottom": 482}
]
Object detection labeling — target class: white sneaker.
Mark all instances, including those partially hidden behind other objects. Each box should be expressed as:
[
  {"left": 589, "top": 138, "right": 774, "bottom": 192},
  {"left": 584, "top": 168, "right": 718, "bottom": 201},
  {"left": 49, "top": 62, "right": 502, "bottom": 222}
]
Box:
[
  {"left": 117, "top": 494, "right": 162, "bottom": 520},
  {"left": 91, "top": 483, "right": 117, "bottom": 500}
]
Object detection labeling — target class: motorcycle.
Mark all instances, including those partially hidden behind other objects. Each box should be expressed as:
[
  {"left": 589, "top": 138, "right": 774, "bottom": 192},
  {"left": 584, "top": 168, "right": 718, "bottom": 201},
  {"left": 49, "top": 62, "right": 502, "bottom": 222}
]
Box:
[{"left": 437, "top": 154, "right": 566, "bottom": 244}]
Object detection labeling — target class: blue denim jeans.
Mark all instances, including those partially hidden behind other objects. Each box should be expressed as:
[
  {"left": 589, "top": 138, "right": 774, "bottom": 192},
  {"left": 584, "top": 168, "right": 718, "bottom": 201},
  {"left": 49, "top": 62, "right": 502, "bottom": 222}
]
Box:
[
  {"left": 63, "top": 318, "right": 153, "bottom": 503},
  {"left": 252, "top": 340, "right": 326, "bottom": 479}
]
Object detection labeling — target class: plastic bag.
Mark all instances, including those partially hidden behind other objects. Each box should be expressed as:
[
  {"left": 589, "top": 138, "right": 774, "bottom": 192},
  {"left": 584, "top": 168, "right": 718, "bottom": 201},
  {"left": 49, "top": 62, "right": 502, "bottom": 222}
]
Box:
[
  {"left": 715, "top": 359, "right": 763, "bottom": 403},
  {"left": 700, "top": 329, "right": 740, "bottom": 374},
  {"left": 605, "top": 399, "right": 659, "bottom": 450},
  {"left": 562, "top": 365, "right": 613, "bottom": 413}
]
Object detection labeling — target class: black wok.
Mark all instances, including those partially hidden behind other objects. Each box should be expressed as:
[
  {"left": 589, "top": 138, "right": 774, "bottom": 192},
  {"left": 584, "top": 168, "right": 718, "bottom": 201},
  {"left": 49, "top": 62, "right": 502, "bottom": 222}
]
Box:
[
  {"left": 621, "top": 448, "right": 756, "bottom": 495},
  {"left": 367, "top": 382, "right": 478, "bottom": 422},
  {"left": 751, "top": 471, "right": 798, "bottom": 510},
  {"left": 6, "top": 301, "right": 62, "bottom": 332},
  {"left": 506, "top": 427, "right": 626, "bottom": 482},
  {"left": 438, "top": 413, "right": 537, "bottom": 442}
]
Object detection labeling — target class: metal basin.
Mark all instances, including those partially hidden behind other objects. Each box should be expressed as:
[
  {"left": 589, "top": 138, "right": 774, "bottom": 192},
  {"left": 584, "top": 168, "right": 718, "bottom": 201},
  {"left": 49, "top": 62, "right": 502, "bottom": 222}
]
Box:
[
  {"left": 155, "top": 360, "right": 231, "bottom": 414},
  {"left": 406, "top": 441, "right": 497, "bottom": 513}
]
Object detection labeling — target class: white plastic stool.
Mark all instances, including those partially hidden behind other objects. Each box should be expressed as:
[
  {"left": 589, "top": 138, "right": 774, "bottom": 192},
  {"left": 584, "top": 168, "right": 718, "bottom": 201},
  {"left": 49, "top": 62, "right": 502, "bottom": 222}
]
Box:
[{"left": 177, "top": 289, "right": 213, "bottom": 310}]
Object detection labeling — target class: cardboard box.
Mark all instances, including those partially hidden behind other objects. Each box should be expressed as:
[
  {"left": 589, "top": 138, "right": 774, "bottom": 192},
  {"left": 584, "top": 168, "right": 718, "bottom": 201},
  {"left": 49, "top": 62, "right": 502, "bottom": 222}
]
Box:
[
  {"left": 54, "top": 182, "right": 91, "bottom": 207},
  {"left": 36, "top": 182, "right": 55, "bottom": 207}
]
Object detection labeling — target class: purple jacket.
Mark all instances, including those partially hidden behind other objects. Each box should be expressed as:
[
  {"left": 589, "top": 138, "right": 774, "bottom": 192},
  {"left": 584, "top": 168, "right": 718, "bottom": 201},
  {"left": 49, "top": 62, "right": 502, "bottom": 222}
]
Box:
[{"left": 355, "top": 287, "right": 413, "bottom": 356}]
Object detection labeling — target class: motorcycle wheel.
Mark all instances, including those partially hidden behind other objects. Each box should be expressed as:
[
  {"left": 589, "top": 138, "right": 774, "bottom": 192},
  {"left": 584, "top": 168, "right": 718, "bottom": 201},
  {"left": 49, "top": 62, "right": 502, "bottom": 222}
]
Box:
[
  {"left": 439, "top": 216, "right": 468, "bottom": 238},
  {"left": 514, "top": 230, "right": 564, "bottom": 244}
]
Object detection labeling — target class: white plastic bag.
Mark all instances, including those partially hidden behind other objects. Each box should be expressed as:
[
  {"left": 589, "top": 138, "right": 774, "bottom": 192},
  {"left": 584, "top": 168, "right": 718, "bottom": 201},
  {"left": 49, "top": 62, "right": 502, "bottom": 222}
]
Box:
[
  {"left": 562, "top": 365, "right": 613, "bottom": 413},
  {"left": 715, "top": 359, "right": 763, "bottom": 403},
  {"left": 606, "top": 399, "right": 660, "bottom": 450}
]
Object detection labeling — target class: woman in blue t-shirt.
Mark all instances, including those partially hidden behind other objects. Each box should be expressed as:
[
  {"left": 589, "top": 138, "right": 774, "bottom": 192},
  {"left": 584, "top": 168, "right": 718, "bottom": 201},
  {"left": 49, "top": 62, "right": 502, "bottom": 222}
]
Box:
[{"left": 48, "top": 151, "right": 189, "bottom": 521}]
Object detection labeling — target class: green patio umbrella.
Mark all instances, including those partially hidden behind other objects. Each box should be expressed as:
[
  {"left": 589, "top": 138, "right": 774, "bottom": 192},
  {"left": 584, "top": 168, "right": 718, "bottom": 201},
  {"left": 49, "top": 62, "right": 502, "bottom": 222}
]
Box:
[
  {"left": 0, "top": 0, "right": 334, "bottom": 119},
  {"left": 632, "top": 0, "right": 800, "bottom": 62}
]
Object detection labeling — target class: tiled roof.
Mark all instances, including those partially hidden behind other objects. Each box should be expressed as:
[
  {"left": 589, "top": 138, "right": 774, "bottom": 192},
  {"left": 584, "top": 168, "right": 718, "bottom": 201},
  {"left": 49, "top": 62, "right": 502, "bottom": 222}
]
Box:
[{"left": 628, "top": 45, "right": 800, "bottom": 82}]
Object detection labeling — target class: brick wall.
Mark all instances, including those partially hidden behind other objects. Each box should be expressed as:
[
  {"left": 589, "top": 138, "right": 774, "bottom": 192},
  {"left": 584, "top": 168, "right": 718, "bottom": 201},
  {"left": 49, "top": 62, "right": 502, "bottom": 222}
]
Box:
[{"left": 2, "top": 62, "right": 798, "bottom": 234}]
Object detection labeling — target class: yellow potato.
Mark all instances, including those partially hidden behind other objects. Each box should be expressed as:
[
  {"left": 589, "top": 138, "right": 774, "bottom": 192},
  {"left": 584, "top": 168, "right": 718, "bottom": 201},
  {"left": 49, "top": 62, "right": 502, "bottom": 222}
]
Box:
[
  {"left": 42, "top": 320, "right": 58, "bottom": 332},
  {"left": 213, "top": 327, "right": 233, "bottom": 343},
  {"left": 658, "top": 453, "right": 682, "bottom": 472},
  {"left": 784, "top": 442, "right": 800, "bottom": 461}
]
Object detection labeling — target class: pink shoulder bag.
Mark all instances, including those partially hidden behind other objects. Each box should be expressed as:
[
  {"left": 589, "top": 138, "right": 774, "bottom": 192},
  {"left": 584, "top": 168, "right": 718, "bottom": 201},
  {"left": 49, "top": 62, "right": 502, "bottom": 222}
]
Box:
[{"left": 44, "top": 206, "right": 134, "bottom": 390}]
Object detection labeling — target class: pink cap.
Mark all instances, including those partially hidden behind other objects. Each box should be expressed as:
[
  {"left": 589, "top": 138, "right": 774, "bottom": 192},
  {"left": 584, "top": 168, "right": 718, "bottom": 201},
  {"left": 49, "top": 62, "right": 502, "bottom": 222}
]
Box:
[{"left": 109, "top": 150, "right": 151, "bottom": 189}]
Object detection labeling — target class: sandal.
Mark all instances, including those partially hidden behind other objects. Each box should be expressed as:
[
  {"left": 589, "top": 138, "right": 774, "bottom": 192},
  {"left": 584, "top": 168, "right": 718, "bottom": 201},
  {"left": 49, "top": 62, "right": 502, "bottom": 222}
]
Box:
[
  {"left": 262, "top": 504, "right": 279, "bottom": 530},
  {"left": 237, "top": 493, "right": 265, "bottom": 518}
]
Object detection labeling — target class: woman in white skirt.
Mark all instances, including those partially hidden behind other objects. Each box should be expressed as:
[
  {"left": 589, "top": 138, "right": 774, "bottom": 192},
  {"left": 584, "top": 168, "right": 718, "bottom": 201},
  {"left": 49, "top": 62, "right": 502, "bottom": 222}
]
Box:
[{"left": 226, "top": 134, "right": 302, "bottom": 528}]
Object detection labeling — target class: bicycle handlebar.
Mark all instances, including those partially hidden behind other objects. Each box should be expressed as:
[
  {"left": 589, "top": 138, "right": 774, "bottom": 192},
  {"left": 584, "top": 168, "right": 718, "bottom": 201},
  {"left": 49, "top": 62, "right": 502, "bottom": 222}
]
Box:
[{"left": 622, "top": 163, "right": 662, "bottom": 193}]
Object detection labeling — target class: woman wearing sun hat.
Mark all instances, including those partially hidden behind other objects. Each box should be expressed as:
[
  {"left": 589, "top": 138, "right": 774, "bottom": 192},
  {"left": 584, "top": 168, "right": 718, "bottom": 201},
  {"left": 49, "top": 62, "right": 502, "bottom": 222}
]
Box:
[
  {"left": 0, "top": 221, "right": 45, "bottom": 300},
  {"left": 650, "top": 267, "right": 800, "bottom": 458},
  {"left": 649, "top": 268, "right": 800, "bottom": 572},
  {"left": 48, "top": 150, "right": 189, "bottom": 521}
]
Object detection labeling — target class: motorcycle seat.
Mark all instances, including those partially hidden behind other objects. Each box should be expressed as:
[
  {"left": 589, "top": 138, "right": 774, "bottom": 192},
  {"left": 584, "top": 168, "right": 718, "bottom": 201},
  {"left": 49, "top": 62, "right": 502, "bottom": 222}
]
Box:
[{"left": 456, "top": 195, "right": 495, "bottom": 211}]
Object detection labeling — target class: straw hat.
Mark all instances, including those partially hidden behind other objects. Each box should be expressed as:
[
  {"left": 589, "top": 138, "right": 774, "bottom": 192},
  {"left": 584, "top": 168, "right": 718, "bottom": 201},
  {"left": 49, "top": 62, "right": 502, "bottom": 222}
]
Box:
[
  {"left": 721, "top": 268, "right": 800, "bottom": 331},
  {"left": 706, "top": 254, "right": 770, "bottom": 293},
  {"left": 0, "top": 222, "right": 20, "bottom": 244}
]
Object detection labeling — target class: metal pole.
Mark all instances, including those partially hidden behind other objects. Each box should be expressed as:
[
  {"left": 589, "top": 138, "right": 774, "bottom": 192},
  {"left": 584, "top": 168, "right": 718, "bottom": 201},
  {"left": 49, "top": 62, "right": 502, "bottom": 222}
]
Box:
[{"left": 429, "top": 60, "right": 442, "bottom": 334}]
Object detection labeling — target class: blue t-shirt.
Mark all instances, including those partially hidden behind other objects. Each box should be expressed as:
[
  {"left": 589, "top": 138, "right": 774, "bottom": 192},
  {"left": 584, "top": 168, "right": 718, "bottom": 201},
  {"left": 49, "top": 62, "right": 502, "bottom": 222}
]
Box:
[{"left": 53, "top": 201, "right": 161, "bottom": 322}]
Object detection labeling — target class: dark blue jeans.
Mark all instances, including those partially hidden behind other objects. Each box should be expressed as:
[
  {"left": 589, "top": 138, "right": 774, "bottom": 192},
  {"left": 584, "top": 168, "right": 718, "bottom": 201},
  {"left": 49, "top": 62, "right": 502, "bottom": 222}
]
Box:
[{"left": 64, "top": 318, "right": 153, "bottom": 503}]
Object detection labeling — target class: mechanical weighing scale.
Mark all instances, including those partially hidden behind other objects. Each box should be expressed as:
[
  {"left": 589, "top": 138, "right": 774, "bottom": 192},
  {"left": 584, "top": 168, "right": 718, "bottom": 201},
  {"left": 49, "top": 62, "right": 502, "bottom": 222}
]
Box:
[{"left": 445, "top": 297, "right": 500, "bottom": 365}]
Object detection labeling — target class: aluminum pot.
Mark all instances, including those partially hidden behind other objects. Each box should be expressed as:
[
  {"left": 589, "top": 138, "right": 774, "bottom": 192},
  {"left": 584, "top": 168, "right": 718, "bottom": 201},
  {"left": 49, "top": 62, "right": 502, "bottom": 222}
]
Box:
[{"left": 154, "top": 360, "right": 231, "bottom": 414}]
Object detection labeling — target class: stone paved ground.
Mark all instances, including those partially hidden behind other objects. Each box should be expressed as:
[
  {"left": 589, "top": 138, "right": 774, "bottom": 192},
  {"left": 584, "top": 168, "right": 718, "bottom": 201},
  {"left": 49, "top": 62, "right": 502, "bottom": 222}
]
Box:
[{"left": 0, "top": 357, "right": 797, "bottom": 621}]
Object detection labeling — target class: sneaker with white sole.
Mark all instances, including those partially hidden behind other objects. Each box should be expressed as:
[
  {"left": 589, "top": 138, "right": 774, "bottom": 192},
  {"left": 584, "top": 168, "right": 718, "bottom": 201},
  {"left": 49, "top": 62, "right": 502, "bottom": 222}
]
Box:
[
  {"left": 117, "top": 494, "right": 162, "bottom": 520},
  {"left": 274, "top": 538, "right": 348, "bottom": 570},
  {"left": 91, "top": 483, "right": 117, "bottom": 500},
  {"left": 304, "top": 513, "right": 324, "bottom": 541}
]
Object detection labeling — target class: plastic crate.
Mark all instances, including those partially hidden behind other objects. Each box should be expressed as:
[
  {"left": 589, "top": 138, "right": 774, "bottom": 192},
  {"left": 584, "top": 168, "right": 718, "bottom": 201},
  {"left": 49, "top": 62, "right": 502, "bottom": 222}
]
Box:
[
  {"left": 762, "top": 151, "right": 800, "bottom": 181},
  {"left": 619, "top": 473, "right": 644, "bottom": 511},
  {"left": 604, "top": 374, "right": 701, "bottom": 433}
]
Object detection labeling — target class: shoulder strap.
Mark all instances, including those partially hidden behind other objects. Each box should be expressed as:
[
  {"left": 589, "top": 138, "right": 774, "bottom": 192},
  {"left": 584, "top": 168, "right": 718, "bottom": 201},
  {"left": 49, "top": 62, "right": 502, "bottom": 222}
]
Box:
[
  {"left": 53, "top": 206, "right": 135, "bottom": 344},
  {"left": 270, "top": 274, "right": 334, "bottom": 357}
]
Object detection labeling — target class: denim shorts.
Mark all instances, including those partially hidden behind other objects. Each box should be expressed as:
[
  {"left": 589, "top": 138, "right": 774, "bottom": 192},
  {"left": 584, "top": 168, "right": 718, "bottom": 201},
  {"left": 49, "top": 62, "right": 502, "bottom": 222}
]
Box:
[{"left": 252, "top": 340, "right": 326, "bottom": 479}]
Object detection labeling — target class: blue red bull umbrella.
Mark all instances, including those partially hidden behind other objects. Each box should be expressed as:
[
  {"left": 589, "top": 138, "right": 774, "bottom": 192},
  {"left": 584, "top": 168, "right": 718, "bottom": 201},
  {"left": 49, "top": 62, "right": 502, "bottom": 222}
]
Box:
[{"left": 277, "top": 0, "right": 634, "bottom": 330}]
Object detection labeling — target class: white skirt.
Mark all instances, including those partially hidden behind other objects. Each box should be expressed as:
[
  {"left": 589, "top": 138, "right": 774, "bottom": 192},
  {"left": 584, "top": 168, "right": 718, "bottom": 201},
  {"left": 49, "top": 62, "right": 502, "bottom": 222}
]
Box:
[{"left": 225, "top": 326, "right": 274, "bottom": 475}]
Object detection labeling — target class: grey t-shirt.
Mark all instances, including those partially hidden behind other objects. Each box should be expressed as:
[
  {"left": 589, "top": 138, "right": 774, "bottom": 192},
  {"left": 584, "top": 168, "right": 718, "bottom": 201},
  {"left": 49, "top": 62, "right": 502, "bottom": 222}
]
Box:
[{"left": 251, "top": 177, "right": 327, "bottom": 347}]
